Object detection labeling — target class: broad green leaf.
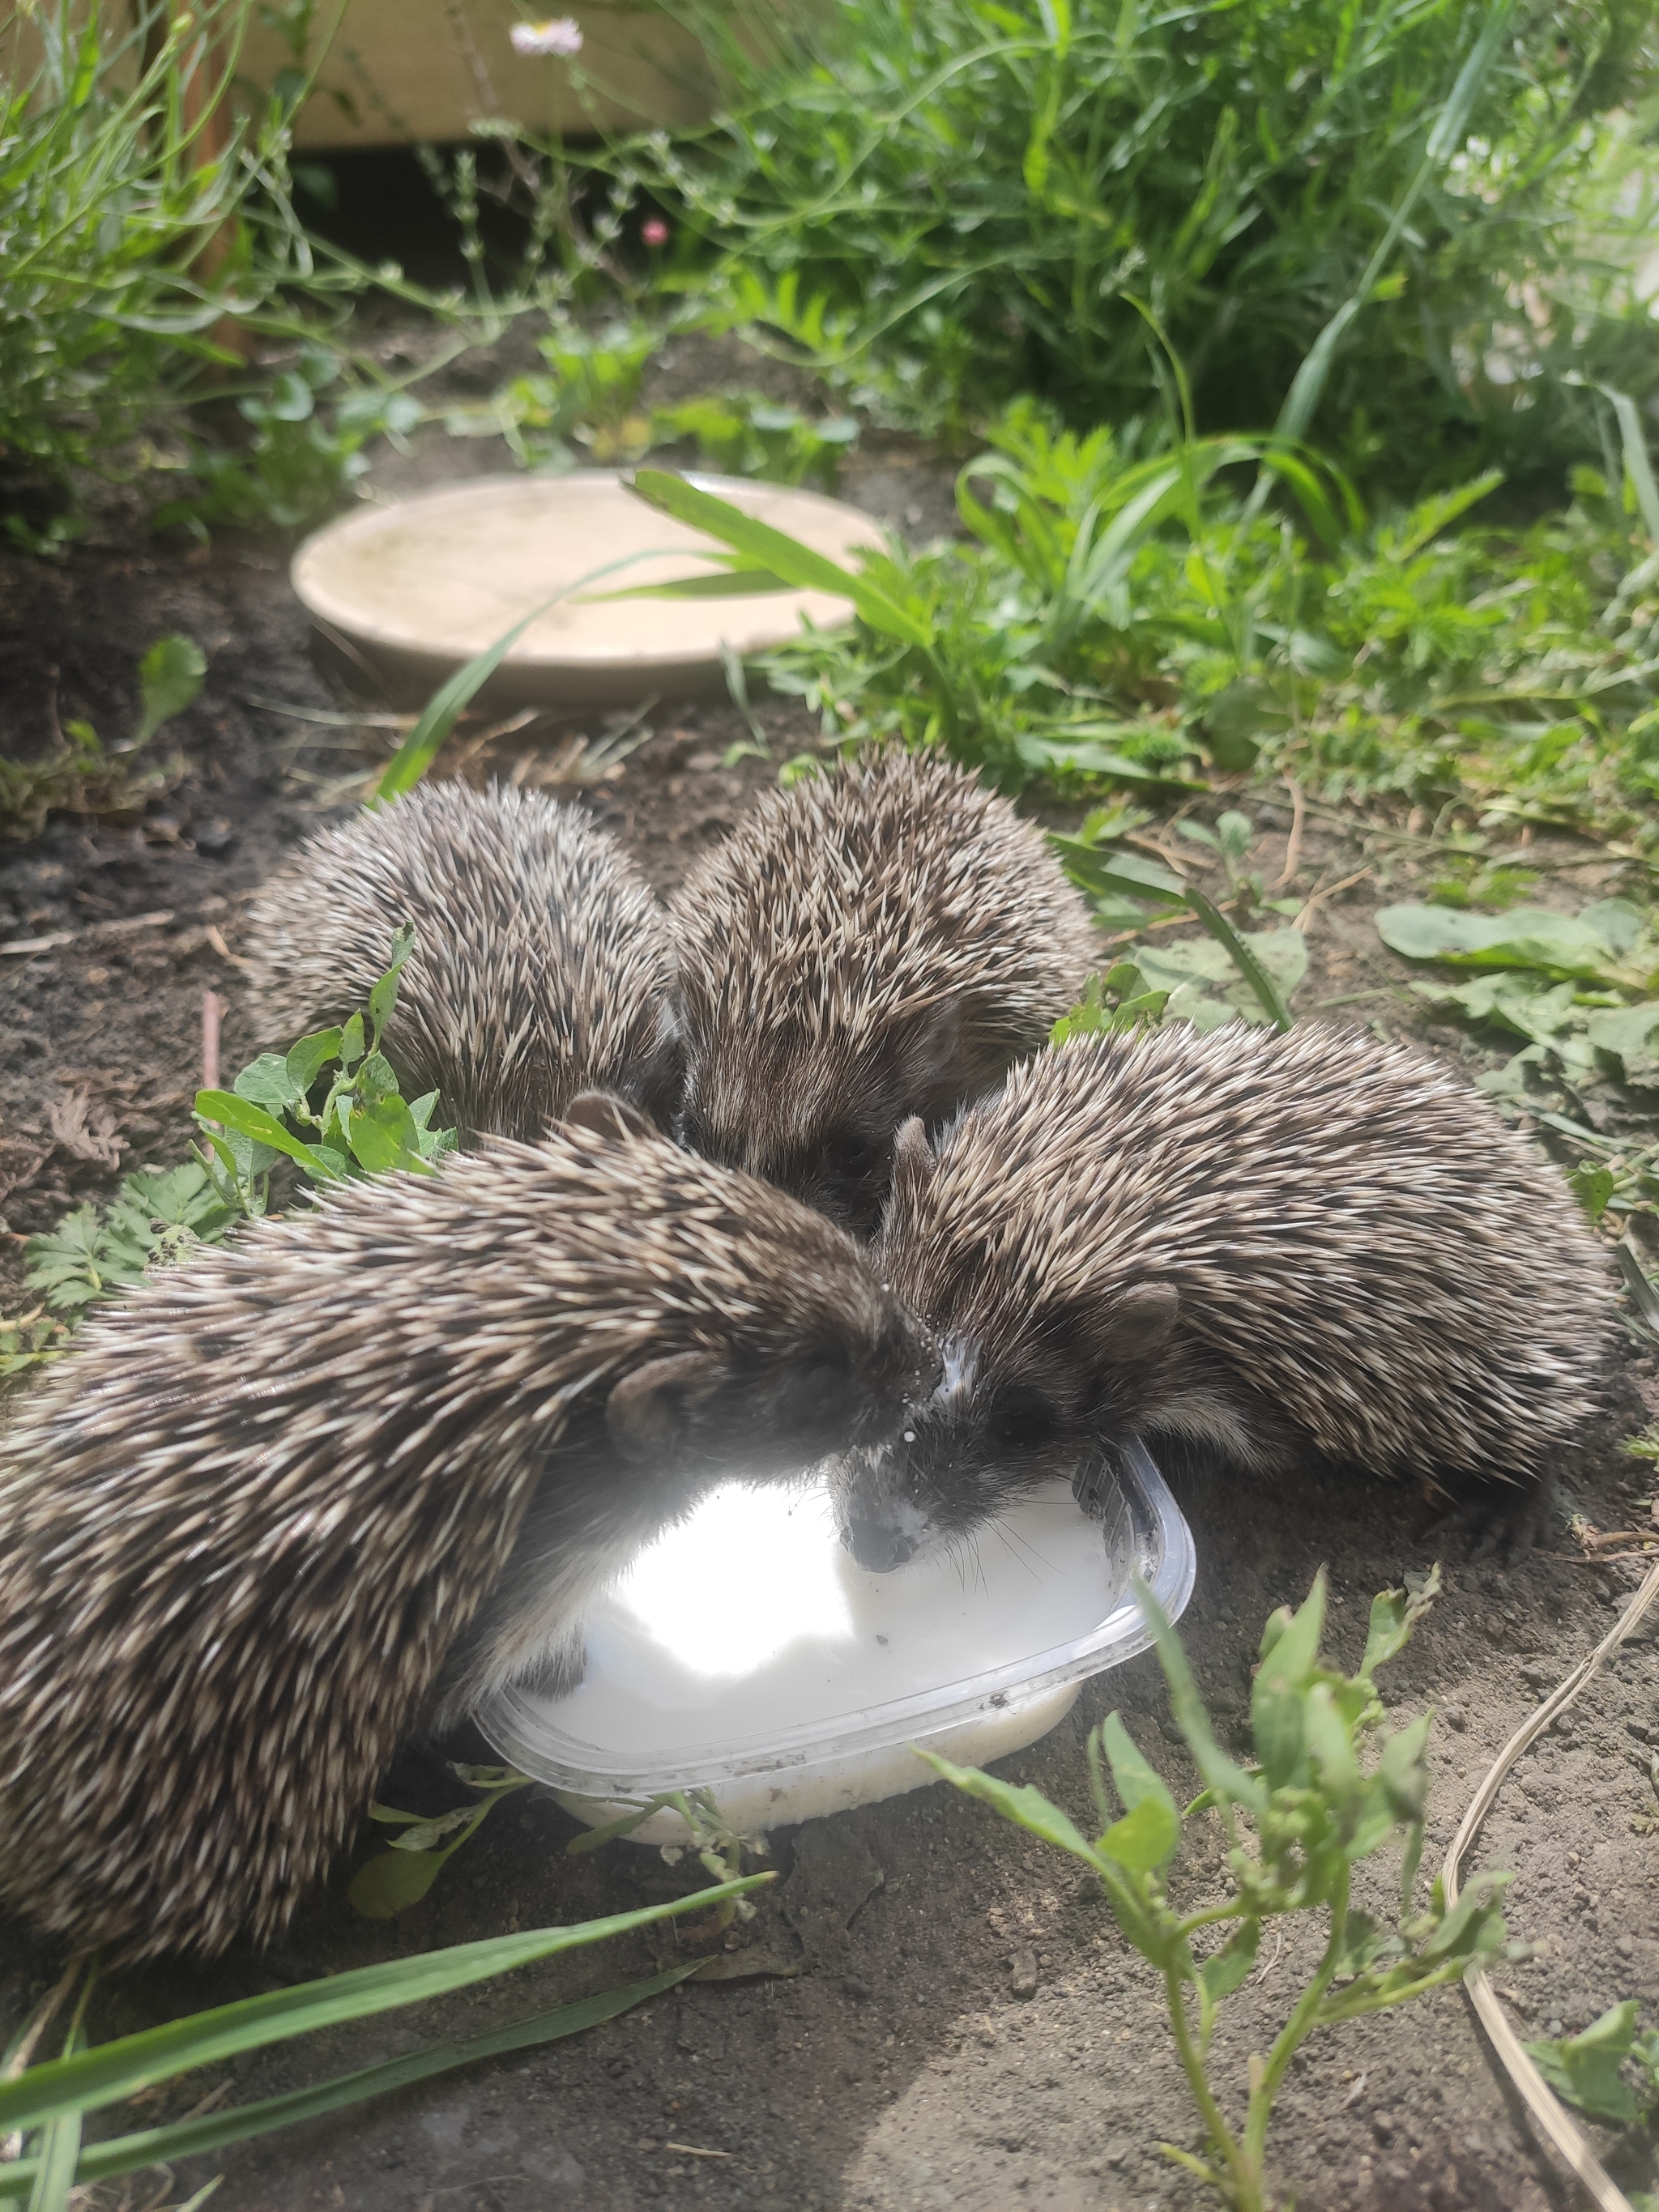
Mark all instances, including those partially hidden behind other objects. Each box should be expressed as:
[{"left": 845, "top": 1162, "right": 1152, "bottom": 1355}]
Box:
[
  {"left": 1098, "top": 1793, "right": 1179, "bottom": 1876},
  {"left": 1303, "top": 1681, "right": 1362, "bottom": 1809},
  {"left": 355, "top": 1052, "right": 400, "bottom": 1106},
  {"left": 1375, "top": 904, "right": 1639, "bottom": 983},
  {"left": 1136, "top": 1577, "right": 1266, "bottom": 1816},
  {"left": 1583, "top": 1003, "right": 1659, "bottom": 1059},
  {"left": 1016, "top": 733, "right": 1205, "bottom": 791},
  {"left": 1197, "top": 1921, "right": 1260, "bottom": 2005},
  {"left": 1525, "top": 2002, "right": 1644, "bottom": 2125},
  {"left": 920, "top": 1753, "right": 1098, "bottom": 1865},
  {"left": 344, "top": 1093, "right": 423, "bottom": 1174},
  {"left": 1051, "top": 834, "right": 1187, "bottom": 902},
  {"left": 365, "top": 927, "right": 416, "bottom": 1038},
  {"left": 1359, "top": 1568, "right": 1439, "bottom": 1679},
  {"left": 0, "top": 1881, "right": 768, "bottom": 2133},
  {"left": 1333, "top": 1911, "right": 1388, "bottom": 1978},
  {"left": 233, "top": 1054, "right": 302, "bottom": 1116},
  {"left": 134, "top": 633, "right": 207, "bottom": 750},
  {"left": 0, "top": 1969, "right": 701, "bottom": 2202},
  {"left": 1375, "top": 1712, "right": 1431, "bottom": 1826},
  {"left": 285, "top": 1028, "right": 343, "bottom": 1093},
  {"left": 348, "top": 1844, "right": 454, "bottom": 1918},
  {"left": 339, "top": 1012, "right": 365, "bottom": 1068},
  {"left": 628, "top": 470, "right": 928, "bottom": 647},
  {"left": 1256, "top": 1575, "right": 1336, "bottom": 1778},
  {"left": 1097, "top": 1713, "right": 1179, "bottom": 1872},
  {"left": 194, "top": 1093, "right": 343, "bottom": 1180}
]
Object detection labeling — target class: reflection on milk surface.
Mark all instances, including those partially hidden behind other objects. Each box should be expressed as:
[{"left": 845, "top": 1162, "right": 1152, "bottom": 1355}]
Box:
[{"left": 548, "top": 1479, "right": 1119, "bottom": 1754}]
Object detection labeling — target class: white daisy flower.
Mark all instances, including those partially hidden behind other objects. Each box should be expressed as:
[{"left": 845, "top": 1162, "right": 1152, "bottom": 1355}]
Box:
[{"left": 510, "top": 17, "right": 583, "bottom": 56}]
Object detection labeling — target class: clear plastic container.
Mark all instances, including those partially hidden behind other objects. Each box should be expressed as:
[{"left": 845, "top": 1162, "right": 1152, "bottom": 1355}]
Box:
[{"left": 476, "top": 1436, "right": 1195, "bottom": 1843}]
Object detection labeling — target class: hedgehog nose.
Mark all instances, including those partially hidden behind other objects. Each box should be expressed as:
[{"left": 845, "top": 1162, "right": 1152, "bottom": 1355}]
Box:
[{"left": 840, "top": 1517, "right": 917, "bottom": 1573}]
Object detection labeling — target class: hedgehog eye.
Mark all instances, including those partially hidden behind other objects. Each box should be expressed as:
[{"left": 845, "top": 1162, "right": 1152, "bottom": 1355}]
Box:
[
  {"left": 776, "top": 1359, "right": 856, "bottom": 1443},
  {"left": 988, "top": 1387, "right": 1060, "bottom": 1454},
  {"left": 821, "top": 1130, "right": 879, "bottom": 1181}
]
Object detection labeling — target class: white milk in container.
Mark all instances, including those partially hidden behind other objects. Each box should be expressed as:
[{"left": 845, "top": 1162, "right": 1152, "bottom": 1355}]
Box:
[{"left": 476, "top": 1437, "right": 1196, "bottom": 1844}]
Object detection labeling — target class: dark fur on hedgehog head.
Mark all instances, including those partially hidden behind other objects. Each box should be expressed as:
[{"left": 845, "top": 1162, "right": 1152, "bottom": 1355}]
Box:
[
  {"left": 0, "top": 1101, "right": 937, "bottom": 1964},
  {"left": 830, "top": 1021, "right": 1616, "bottom": 1573},
  {"left": 242, "top": 781, "right": 680, "bottom": 1144},
  {"left": 668, "top": 748, "right": 1099, "bottom": 1234}
]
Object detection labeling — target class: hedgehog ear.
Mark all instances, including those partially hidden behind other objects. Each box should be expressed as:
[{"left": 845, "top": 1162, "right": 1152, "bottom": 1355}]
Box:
[
  {"left": 606, "top": 1352, "right": 725, "bottom": 1464},
  {"left": 1084, "top": 1282, "right": 1179, "bottom": 1367},
  {"left": 563, "top": 1091, "right": 658, "bottom": 1144},
  {"left": 889, "top": 1115, "right": 936, "bottom": 1214}
]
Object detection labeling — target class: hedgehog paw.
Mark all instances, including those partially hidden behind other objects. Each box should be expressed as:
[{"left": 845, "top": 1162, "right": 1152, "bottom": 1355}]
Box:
[{"left": 1422, "top": 1481, "right": 1550, "bottom": 1568}]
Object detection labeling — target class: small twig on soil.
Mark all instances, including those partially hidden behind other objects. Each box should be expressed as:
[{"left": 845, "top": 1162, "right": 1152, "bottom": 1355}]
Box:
[
  {"left": 1443, "top": 1559, "right": 1659, "bottom": 2212},
  {"left": 201, "top": 991, "right": 223, "bottom": 1094},
  {"left": 1292, "top": 867, "right": 1372, "bottom": 935},
  {"left": 664, "top": 2143, "right": 736, "bottom": 2161},
  {"left": 2, "top": 908, "right": 175, "bottom": 957},
  {"left": 1276, "top": 777, "right": 1307, "bottom": 885}
]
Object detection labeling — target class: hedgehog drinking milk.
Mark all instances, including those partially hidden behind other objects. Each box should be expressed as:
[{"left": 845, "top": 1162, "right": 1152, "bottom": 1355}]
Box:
[{"left": 830, "top": 1022, "right": 1615, "bottom": 1573}]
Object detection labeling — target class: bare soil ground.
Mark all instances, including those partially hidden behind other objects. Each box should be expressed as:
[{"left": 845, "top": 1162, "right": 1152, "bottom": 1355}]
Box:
[{"left": 2, "top": 461, "right": 1657, "bottom": 2212}]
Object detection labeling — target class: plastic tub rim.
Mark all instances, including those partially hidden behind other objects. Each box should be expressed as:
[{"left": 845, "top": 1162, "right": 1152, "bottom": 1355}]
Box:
[{"left": 476, "top": 1434, "right": 1196, "bottom": 1800}]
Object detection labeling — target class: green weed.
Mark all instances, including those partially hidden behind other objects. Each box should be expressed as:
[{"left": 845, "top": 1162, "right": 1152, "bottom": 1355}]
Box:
[
  {"left": 642, "top": 0, "right": 1657, "bottom": 475},
  {"left": 1526, "top": 2001, "right": 1659, "bottom": 2131},
  {"left": 194, "top": 924, "right": 456, "bottom": 1216},
  {"left": 0, "top": 1, "right": 313, "bottom": 521},
  {"left": 931, "top": 1567, "right": 1513, "bottom": 2212},
  {"left": 0, "top": 633, "right": 205, "bottom": 840},
  {"left": 0, "top": 1877, "right": 770, "bottom": 2208},
  {"left": 1375, "top": 893, "right": 1659, "bottom": 1229},
  {"left": 1, "top": 934, "right": 453, "bottom": 1389},
  {"left": 351, "top": 1765, "right": 535, "bottom": 1920}
]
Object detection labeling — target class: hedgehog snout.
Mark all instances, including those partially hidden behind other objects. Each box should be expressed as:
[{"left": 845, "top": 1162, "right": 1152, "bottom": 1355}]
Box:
[{"left": 840, "top": 1514, "right": 919, "bottom": 1573}]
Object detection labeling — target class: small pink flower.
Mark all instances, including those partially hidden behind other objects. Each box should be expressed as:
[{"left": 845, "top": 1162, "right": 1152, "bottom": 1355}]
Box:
[
  {"left": 642, "top": 218, "right": 669, "bottom": 248},
  {"left": 510, "top": 17, "right": 582, "bottom": 57}
]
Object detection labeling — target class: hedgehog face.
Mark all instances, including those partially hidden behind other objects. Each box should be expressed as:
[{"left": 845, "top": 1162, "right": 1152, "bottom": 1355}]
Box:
[
  {"left": 829, "top": 1310, "right": 1162, "bottom": 1571},
  {"left": 678, "top": 1003, "right": 1012, "bottom": 1236}
]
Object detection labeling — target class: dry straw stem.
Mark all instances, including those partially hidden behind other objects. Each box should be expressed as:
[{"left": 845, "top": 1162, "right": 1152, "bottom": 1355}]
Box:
[{"left": 1442, "top": 1558, "right": 1659, "bottom": 2212}]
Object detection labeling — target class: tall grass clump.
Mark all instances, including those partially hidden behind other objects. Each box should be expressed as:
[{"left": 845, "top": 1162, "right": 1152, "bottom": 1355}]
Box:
[
  {"left": 0, "top": 0, "right": 316, "bottom": 534},
  {"left": 646, "top": 0, "right": 1659, "bottom": 479}
]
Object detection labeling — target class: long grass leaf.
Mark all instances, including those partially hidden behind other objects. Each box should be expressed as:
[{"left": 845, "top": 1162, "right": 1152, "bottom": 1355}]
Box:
[
  {"left": 373, "top": 547, "right": 698, "bottom": 801},
  {"left": 1601, "top": 387, "right": 1659, "bottom": 545},
  {"left": 0, "top": 1968, "right": 702, "bottom": 2203},
  {"left": 1183, "top": 888, "right": 1295, "bottom": 1032},
  {"left": 23, "top": 1967, "right": 94, "bottom": 2212},
  {"left": 0, "top": 1879, "right": 766, "bottom": 2133},
  {"left": 626, "top": 471, "right": 932, "bottom": 648},
  {"left": 1269, "top": 0, "right": 1516, "bottom": 456}
]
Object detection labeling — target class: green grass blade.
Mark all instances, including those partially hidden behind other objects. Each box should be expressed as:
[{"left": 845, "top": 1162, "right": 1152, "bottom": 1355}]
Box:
[
  {"left": 372, "top": 547, "right": 699, "bottom": 801},
  {"left": 1270, "top": 0, "right": 1516, "bottom": 454},
  {"left": 0, "top": 1878, "right": 767, "bottom": 2133},
  {"left": 582, "top": 567, "right": 795, "bottom": 601},
  {"left": 627, "top": 470, "right": 932, "bottom": 648},
  {"left": 23, "top": 1967, "right": 94, "bottom": 2212},
  {"left": 1601, "top": 386, "right": 1659, "bottom": 545},
  {"left": 1183, "top": 889, "right": 1295, "bottom": 1032},
  {"left": 0, "top": 1967, "right": 702, "bottom": 2203}
]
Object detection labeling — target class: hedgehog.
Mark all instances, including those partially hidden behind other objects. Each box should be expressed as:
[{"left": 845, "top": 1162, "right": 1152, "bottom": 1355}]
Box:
[
  {"left": 242, "top": 780, "right": 679, "bottom": 1143},
  {"left": 828, "top": 1021, "right": 1616, "bottom": 1573},
  {"left": 0, "top": 1104, "right": 937, "bottom": 1963},
  {"left": 668, "top": 748, "right": 1100, "bottom": 1232}
]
